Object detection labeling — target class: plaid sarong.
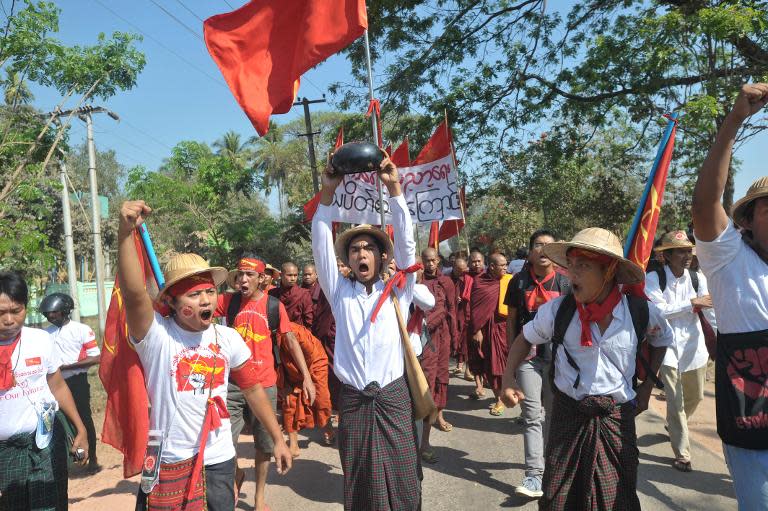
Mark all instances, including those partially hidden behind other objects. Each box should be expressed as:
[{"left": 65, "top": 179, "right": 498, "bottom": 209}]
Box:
[
  {"left": 0, "top": 421, "right": 67, "bottom": 511},
  {"left": 540, "top": 389, "right": 640, "bottom": 511},
  {"left": 338, "top": 376, "right": 421, "bottom": 511}
]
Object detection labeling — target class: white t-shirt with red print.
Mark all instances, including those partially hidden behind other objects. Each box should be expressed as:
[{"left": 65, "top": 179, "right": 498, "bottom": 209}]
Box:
[
  {"left": 46, "top": 320, "right": 100, "bottom": 379},
  {"left": 0, "top": 327, "right": 61, "bottom": 440},
  {"left": 133, "top": 313, "right": 251, "bottom": 465}
]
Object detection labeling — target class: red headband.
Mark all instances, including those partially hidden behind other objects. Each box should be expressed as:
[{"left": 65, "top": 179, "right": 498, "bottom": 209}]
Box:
[
  {"left": 166, "top": 273, "right": 216, "bottom": 298},
  {"left": 237, "top": 258, "right": 266, "bottom": 273},
  {"left": 567, "top": 248, "right": 614, "bottom": 266}
]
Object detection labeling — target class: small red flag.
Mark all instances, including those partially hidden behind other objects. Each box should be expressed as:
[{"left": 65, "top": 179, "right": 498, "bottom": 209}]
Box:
[
  {"left": 413, "top": 120, "right": 451, "bottom": 164},
  {"left": 99, "top": 233, "right": 158, "bottom": 478},
  {"left": 335, "top": 126, "right": 344, "bottom": 150},
  {"left": 204, "top": 1, "right": 367, "bottom": 136},
  {"left": 386, "top": 224, "right": 394, "bottom": 242},
  {"left": 428, "top": 221, "right": 440, "bottom": 249},
  {"left": 390, "top": 138, "right": 410, "bottom": 167}
]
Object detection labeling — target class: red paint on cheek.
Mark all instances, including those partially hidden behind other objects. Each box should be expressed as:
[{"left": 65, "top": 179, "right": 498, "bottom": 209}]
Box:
[{"left": 181, "top": 306, "right": 194, "bottom": 318}]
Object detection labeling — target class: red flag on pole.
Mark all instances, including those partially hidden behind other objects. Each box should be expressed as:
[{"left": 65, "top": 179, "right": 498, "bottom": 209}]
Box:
[
  {"left": 390, "top": 138, "right": 410, "bottom": 167},
  {"left": 428, "top": 221, "right": 439, "bottom": 249},
  {"left": 413, "top": 120, "right": 451, "bottom": 164},
  {"left": 98, "top": 233, "right": 158, "bottom": 478},
  {"left": 334, "top": 126, "right": 344, "bottom": 150},
  {"left": 204, "top": 1, "right": 367, "bottom": 136}
]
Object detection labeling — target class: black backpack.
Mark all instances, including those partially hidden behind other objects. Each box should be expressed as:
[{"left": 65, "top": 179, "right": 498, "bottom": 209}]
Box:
[
  {"left": 226, "top": 293, "right": 282, "bottom": 368},
  {"left": 649, "top": 266, "right": 699, "bottom": 294},
  {"left": 551, "top": 293, "right": 663, "bottom": 391}
]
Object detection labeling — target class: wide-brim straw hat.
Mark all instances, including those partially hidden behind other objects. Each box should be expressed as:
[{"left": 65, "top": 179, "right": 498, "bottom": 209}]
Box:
[
  {"left": 542, "top": 227, "right": 645, "bottom": 285},
  {"left": 156, "top": 253, "right": 227, "bottom": 301},
  {"left": 732, "top": 176, "right": 768, "bottom": 228},
  {"left": 655, "top": 230, "right": 694, "bottom": 251},
  {"left": 334, "top": 224, "right": 394, "bottom": 268}
]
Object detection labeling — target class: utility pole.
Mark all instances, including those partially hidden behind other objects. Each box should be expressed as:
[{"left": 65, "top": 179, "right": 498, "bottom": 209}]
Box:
[
  {"left": 293, "top": 96, "right": 326, "bottom": 194},
  {"left": 58, "top": 155, "right": 80, "bottom": 322},
  {"left": 45, "top": 105, "right": 119, "bottom": 338}
]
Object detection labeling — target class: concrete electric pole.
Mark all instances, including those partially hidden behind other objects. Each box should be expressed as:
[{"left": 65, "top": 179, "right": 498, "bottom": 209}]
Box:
[
  {"left": 294, "top": 96, "right": 326, "bottom": 194},
  {"left": 58, "top": 155, "right": 81, "bottom": 322}
]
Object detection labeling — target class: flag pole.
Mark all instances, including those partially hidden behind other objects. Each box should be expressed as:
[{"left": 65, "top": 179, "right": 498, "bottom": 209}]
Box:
[
  {"left": 362, "top": 28, "right": 387, "bottom": 230},
  {"left": 445, "top": 109, "right": 471, "bottom": 254},
  {"left": 138, "top": 224, "right": 165, "bottom": 290},
  {"left": 623, "top": 112, "right": 678, "bottom": 257}
]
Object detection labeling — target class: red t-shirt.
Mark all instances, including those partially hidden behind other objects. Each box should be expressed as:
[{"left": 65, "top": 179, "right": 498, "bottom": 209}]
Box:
[{"left": 216, "top": 292, "right": 290, "bottom": 388}]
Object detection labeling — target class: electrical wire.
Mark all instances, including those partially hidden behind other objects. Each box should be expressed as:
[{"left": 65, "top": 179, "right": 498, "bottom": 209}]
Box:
[
  {"left": 147, "top": 0, "right": 203, "bottom": 41},
  {"left": 91, "top": 0, "right": 228, "bottom": 89},
  {"left": 172, "top": 0, "right": 203, "bottom": 22},
  {"left": 121, "top": 119, "right": 175, "bottom": 150}
]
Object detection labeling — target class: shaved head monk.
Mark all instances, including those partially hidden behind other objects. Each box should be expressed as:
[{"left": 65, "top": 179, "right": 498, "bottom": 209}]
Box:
[
  {"left": 269, "top": 262, "right": 314, "bottom": 329},
  {"left": 302, "top": 264, "right": 318, "bottom": 288},
  {"left": 469, "top": 250, "right": 485, "bottom": 276},
  {"left": 469, "top": 252, "right": 512, "bottom": 415},
  {"left": 418, "top": 248, "right": 457, "bottom": 463}
]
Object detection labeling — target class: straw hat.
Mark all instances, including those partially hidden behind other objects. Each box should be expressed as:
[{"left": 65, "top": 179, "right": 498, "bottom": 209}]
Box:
[
  {"left": 655, "top": 230, "right": 694, "bottom": 252},
  {"left": 732, "top": 176, "right": 768, "bottom": 228},
  {"left": 156, "top": 253, "right": 227, "bottom": 301},
  {"left": 334, "top": 224, "right": 394, "bottom": 267},
  {"left": 542, "top": 227, "right": 645, "bottom": 285}
]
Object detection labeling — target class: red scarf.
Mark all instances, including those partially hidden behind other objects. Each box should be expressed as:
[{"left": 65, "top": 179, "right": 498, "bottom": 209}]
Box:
[
  {"left": 576, "top": 286, "right": 622, "bottom": 347},
  {"left": 0, "top": 333, "right": 21, "bottom": 391},
  {"left": 525, "top": 268, "right": 558, "bottom": 312},
  {"left": 371, "top": 263, "right": 423, "bottom": 322}
]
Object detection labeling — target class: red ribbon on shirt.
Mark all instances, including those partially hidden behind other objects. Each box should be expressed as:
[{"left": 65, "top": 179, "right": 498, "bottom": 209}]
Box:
[
  {"left": 185, "top": 395, "right": 230, "bottom": 501},
  {"left": 576, "top": 286, "right": 622, "bottom": 347},
  {"left": 371, "top": 263, "right": 423, "bottom": 323},
  {"left": 0, "top": 333, "right": 21, "bottom": 391}
]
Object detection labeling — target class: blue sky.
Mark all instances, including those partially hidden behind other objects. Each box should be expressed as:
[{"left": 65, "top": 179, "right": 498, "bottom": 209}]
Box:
[{"left": 27, "top": 1, "right": 765, "bottom": 205}]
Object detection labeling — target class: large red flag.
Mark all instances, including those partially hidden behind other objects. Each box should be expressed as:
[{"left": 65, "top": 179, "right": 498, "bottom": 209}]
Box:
[
  {"left": 99, "top": 233, "right": 158, "bottom": 478},
  {"left": 390, "top": 138, "right": 410, "bottom": 167},
  {"left": 204, "top": 1, "right": 367, "bottom": 136},
  {"left": 413, "top": 120, "right": 451, "bottom": 164}
]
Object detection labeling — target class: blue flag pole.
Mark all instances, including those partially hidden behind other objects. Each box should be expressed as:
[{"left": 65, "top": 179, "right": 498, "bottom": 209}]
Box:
[
  {"left": 624, "top": 112, "right": 678, "bottom": 257},
  {"left": 138, "top": 224, "right": 165, "bottom": 290}
]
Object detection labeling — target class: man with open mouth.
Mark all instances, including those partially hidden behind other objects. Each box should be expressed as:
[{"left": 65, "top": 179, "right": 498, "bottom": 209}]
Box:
[
  {"left": 116, "top": 201, "right": 292, "bottom": 511},
  {"left": 500, "top": 228, "right": 673, "bottom": 510},
  {"left": 312, "top": 155, "right": 422, "bottom": 510}
]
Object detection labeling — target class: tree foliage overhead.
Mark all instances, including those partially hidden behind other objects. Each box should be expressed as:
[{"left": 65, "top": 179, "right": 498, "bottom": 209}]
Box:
[{"left": 339, "top": 0, "right": 768, "bottom": 208}]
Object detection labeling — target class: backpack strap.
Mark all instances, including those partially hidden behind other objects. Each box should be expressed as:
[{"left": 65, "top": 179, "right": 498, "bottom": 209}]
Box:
[
  {"left": 551, "top": 294, "right": 582, "bottom": 389},
  {"left": 625, "top": 294, "right": 664, "bottom": 390},
  {"left": 226, "top": 293, "right": 243, "bottom": 327},
  {"left": 267, "top": 295, "right": 282, "bottom": 368},
  {"left": 653, "top": 267, "right": 667, "bottom": 292},
  {"left": 689, "top": 270, "right": 699, "bottom": 294}
]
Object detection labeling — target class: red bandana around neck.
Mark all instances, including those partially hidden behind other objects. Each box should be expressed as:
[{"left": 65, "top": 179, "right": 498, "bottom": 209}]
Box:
[
  {"left": 576, "top": 286, "right": 622, "bottom": 347},
  {"left": 0, "top": 333, "right": 22, "bottom": 391},
  {"left": 371, "top": 263, "right": 423, "bottom": 323},
  {"left": 525, "top": 268, "right": 558, "bottom": 312}
]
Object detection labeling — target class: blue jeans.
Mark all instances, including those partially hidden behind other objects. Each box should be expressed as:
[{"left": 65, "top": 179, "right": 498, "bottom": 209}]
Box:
[{"left": 723, "top": 443, "right": 768, "bottom": 510}]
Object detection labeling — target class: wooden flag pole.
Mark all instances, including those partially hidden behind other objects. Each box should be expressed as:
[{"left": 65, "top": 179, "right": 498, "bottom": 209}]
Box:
[{"left": 444, "top": 109, "right": 471, "bottom": 254}]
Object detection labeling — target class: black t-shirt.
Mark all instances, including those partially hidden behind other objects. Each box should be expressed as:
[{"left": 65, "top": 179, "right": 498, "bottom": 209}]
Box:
[{"left": 504, "top": 266, "right": 571, "bottom": 360}]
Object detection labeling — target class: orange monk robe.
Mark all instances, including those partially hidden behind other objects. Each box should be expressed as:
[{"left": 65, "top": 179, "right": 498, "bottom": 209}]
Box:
[{"left": 278, "top": 322, "right": 332, "bottom": 433}]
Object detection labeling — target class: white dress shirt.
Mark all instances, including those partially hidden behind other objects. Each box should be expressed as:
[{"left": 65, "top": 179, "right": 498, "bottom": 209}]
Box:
[
  {"left": 312, "top": 194, "right": 416, "bottom": 391},
  {"left": 410, "top": 283, "right": 435, "bottom": 357},
  {"left": 645, "top": 267, "right": 713, "bottom": 372},
  {"left": 695, "top": 220, "right": 768, "bottom": 334},
  {"left": 523, "top": 295, "right": 673, "bottom": 404}
]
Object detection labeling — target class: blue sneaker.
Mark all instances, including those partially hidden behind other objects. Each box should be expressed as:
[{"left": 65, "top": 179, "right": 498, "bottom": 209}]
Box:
[{"left": 514, "top": 476, "right": 543, "bottom": 498}]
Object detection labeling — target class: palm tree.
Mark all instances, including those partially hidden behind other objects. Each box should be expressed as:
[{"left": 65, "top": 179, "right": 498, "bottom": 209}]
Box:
[
  {"left": 3, "top": 70, "right": 33, "bottom": 107},
  {"left": 212, "top": 130, "right": 251, "bottom": 169}
]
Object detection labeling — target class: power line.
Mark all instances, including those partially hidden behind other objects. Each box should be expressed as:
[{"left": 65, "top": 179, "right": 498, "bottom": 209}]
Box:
[
  {"left": 172, "top": 0, "right": 204, "bottom": 22},
  {"left": 91, "top": 0, "right": 228, "bottom": 89},
  {"left": 147, "top": 0, "right": 203, "bottom": 41},
  {"left": 121, "top": 119, "right": 175, "bottom": 150},
  {"left": 222, "top": 0, "right": 235, "bottom": 8},
  {"left": 92, "top": 120, "right": 166, "bottom": 161}
]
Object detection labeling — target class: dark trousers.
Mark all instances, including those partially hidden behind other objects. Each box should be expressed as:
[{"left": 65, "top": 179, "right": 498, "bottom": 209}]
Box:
[
  {"left": 134, "top": 457, "right": 236, "bottom": 511},
  {"left": 64, "top": 372, "right": 98, "bottom": 464}
]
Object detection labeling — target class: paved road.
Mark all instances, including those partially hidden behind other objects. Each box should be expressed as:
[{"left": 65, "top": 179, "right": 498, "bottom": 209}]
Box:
[{"left": 234, "top": 375, "right": 736, "bottom": 511}]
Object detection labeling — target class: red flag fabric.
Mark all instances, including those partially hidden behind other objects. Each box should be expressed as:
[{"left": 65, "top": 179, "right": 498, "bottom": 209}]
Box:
[
  {"left": 303, "top": 192, "right": 322, "bottom": 223},
  {"left": 428, "top": 221, "right": 440, "bottom": 249},
  {"left": 98, "top": 233, "right": 157, "bottom": 478},
  {"left": 335, "top": 126, "right": 344, "bottom": 150},
  {"left": 413, "top": 120, "right": 451, "bottom": 164},
  {"left": 624, "top": 119, "right": 678, "bottom": 297},
  {"left": 204, "top": 1, "right": 367, "bottom": 136},
  {"left": 390, "top": 138, "right": 410, "bottom": 167},
  {"left": 386, "top": 224, "right": 394, "bottom": 242}
]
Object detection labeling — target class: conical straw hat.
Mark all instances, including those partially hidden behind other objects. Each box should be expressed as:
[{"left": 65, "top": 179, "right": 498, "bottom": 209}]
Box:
[
  {"left": 732, "top": 176, "right": 768, "bottom": 228},
  {"left": 655, "top": 230, "right": 694, "bottom": 251},
  {"left": 156, "top": 253, "right": 227, "bottom": 301}
]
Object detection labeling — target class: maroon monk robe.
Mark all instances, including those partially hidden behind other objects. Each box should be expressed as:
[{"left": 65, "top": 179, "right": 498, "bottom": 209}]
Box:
[
  {"left": 270, "top": 285, "right": 314, "bottom": 329},
  {"left": 468, "top": 272, "right": 509, "bottom": 391},
  {"left": 420, "top": 277, "right": 450, "bottom": 408},
  {"left": 426, "top": 274, "right": 456, "bottom": 405},
  {"left": 452, "top": 273, "right": 473, "bottom": 363},
  {"left": 465, "top": 271, "right": 485, "bottom": 378},
  {"left": 305, "top": 281, "right": 341, "bottom": 410}
]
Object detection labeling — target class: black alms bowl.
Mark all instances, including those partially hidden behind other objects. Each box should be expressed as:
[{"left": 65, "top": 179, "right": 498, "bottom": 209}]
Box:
[{"left": 331, "top": 142, "right": 385, "bottom": 175}]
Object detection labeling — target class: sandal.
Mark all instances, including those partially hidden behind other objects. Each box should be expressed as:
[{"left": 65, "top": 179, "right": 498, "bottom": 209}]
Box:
[
  {"left": 489, "top": 402, "right": 505, "bottom": 416},
  {"left": 469, "top": 389, "right": 486, "bottom": 400},
  {"left": 435, "top": 421, "right": 453, "bottom": 432},
  {"left": 421, "top": 449, "right": 439, "bottom": 464},
  {"left": 673, "top": 459, "right": 692, "bottom": 472}
]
